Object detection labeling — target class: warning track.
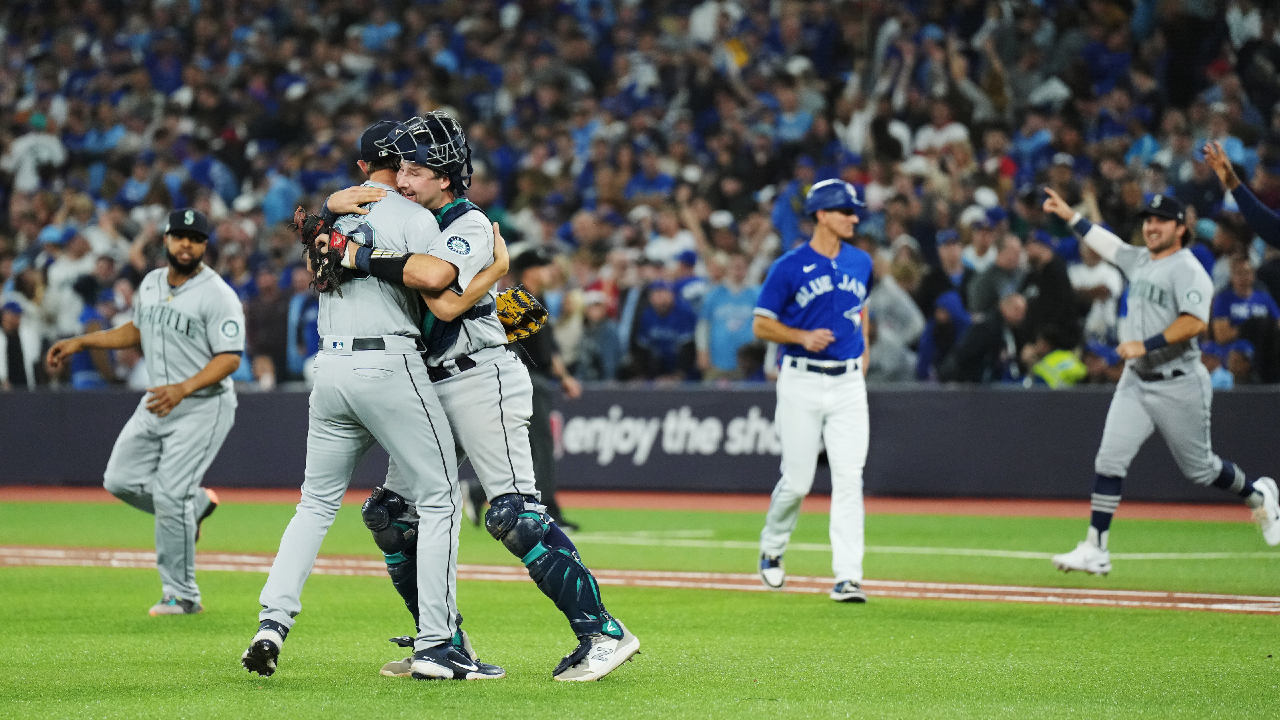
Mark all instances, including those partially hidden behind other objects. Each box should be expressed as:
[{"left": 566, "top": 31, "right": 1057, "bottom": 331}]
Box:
[{"left": 4, "top": 545, "right": 1277, "bottom": 615}]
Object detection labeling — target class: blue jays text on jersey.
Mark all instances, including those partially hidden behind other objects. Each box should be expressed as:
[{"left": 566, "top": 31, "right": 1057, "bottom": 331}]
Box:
[{"left": 754, "top": 242, "right": 874, "bottom": 362}]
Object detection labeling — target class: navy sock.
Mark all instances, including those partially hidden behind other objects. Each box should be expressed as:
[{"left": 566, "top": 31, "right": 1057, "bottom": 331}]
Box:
[
  {"left": 1210, "top": 461, "right": 1256, "bottom": 498},
  {"left": 543, "top": 521, "right": 579, "bottom": 555},
  {"left": 1089, "top": 475, "right": 1123, "bottom": 548}
]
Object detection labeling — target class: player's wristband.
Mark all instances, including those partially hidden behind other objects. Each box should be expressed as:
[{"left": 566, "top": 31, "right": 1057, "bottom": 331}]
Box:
[
  {"left": 1069, "top": 213, "right": 1093, "bottom": 238},
  {"left": 1142, "top": 333, "right": 1169, "bottom": 352},
  {"left": 319, "top": 200, "right": 338, "bottom": 225},
  {"left": 365, "top": 249, "right": 411, "bottom": 286}
]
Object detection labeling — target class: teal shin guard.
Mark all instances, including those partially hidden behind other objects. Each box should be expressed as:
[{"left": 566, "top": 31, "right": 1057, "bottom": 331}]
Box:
[{"left": 524, "top": 543, "right": 612, "bottom": 638}]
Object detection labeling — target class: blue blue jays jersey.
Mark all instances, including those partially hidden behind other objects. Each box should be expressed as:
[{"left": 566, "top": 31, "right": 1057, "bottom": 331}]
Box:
[{"left": 754, "top": 242, "right": 873, "bottom": 361}]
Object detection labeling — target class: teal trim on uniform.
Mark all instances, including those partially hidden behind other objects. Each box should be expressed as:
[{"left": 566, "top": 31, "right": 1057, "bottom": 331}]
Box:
[
  {"left": 433, "top": 198, "right": 470, "bottom": 222},
  {"left": 521, "top": 543, "right": 549, "bottom": 566},
  {"left": 384, "top": 552, "right": 407, "bottom": 564},
  {"left": 421, "top": 311, "right": 437, "bottom": 339},
  {"left": 602, "top": 619, "right": 622, "bottom": 639}
]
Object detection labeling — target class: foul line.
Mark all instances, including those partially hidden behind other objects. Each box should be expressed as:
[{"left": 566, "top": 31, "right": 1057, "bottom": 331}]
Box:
[
  {"left": 2, "top": 546, "right": 1278, "bottom": 615},
  {"left": 566, "top": 533, "right": 1280, "bottom": 561}
]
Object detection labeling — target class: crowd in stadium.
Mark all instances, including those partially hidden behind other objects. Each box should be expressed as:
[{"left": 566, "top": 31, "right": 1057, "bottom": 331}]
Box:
[{"left": 2, "top": 0, "right": 1279, "bottom": 391}]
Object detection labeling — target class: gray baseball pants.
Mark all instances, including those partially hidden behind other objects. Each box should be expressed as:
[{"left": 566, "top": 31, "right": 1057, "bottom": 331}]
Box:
[
  {"left": 257, "top": 340, "right": 459, "bottom": 650},
  {"left": 104, "top": 392, "right": 236, "bottom": 604},
  {"left": 1095, "top": 364, "right": 1223, "bottom": 484}
]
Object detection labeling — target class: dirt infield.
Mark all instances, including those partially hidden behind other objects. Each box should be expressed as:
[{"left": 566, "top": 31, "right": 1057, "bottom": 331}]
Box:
[
  {"left": 0, "top": 485, "right": 1252, "bottom": 522},
  {"left": 3, "top": 545, "right": 1276, "bottom": 615}
]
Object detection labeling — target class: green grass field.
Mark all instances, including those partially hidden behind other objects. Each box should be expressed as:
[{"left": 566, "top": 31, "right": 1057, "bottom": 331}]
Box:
[{"left": 2, "top": 500, "right": 1278, "bottom": 719}]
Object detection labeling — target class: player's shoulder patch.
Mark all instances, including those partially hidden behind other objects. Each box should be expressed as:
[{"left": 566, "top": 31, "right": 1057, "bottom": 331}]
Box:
[
  {"left": 1185, "top": 288, "right": 1204, "bottom": 305},
  {"left": 220, "top": 318, "right": 241, "bottom": 338},
  {"left": 446, "top": 236, "right": 471, "bottom": 255}
]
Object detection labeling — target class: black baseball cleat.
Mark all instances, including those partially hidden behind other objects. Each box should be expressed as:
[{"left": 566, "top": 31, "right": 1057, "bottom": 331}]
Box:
[
  {"left": 410, "top": 643, "right": 505, "bottom": 680},
  {"left": 241, "top": 620, "right": 288, "bottom": 677},
  {"left": 195, "top": 488, "right": 219, "bottom": 542}
]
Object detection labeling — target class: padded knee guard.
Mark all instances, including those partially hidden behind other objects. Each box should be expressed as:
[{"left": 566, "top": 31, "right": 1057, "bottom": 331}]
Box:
[
  {"left": 362, "top": 487, "right": 417, "bottom": 556},
  {"left": 365, "top": 487, "right": 420, "bottom": 627},
  {"left": 484, "top": 493, "right": 548, "bottom": 561},
  {"left": 485, "top": 494, "right": 609, "bottom": 637}
]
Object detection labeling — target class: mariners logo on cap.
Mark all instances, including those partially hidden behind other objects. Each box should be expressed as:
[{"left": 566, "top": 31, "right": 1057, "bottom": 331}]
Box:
[
  {"left": 1152, "top": 195, "right": 1163, "bottom": 207},
  {"left": 447, "top": 236, "right": 471, "bottom": 255}
]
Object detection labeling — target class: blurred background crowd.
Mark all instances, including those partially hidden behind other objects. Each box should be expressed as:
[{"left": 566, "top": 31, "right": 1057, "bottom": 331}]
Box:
[{"left": 2, "top": 0, "right": 1280, "bottom": 392}]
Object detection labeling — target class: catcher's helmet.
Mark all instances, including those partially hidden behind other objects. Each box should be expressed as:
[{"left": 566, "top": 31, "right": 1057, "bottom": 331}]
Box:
[
  {"left": 803, "top": 179, "right": 864, "bottom": 216},
  {"left": 378, "top": 111, "right": 473, "bottom": 193}
]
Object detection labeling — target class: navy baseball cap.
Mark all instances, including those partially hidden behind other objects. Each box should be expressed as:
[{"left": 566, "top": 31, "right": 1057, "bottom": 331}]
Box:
[
  {"left": 675, "top": 249, "right": 698, "bottom": 266},
  {"left": 1138, "top": 193, "right": 1186, "bottom": 223},
  {"left": 164, "top": 208, "right": 211, "bottom": 239},
  {"left": 936, "top": 228, "right": 960, "bottom": 245},
  {"left": 357, "top": 120, "right": 400, "bottom": 162},
  {"left": 511, "top": 246, "right": 555, "bottom": 275},
  {"left": 804, "top": 179, "right": 864, "bottom": 215},
  {"left": 1, "top": 301, "right": 22, "bottom": 315}
]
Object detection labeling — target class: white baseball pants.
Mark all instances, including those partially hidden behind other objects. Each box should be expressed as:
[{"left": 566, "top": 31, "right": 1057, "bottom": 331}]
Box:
[{"left": 760, "top": 361, "right": 869, "bottom": 583}]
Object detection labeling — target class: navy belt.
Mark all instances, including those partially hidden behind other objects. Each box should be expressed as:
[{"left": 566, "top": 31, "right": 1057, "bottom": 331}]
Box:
[
  {"left": 427, "top": 355, "right": 477, "bottom": 383},
  {"left": 1135, "top": 369, "right": 1185, "bottom": 382},
  {"left": 352, "top": 336, "right": 426, "bottom": 352}
]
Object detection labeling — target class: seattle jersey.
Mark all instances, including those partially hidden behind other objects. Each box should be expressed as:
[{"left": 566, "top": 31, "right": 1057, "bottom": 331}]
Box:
[
  {"left": 134, "top": 265, "right": 245, "bottom": 396},
  {"left": 323, "top": 181, "right": 439, "bottom": 338},
  {"left": 1110, "top": 242, "right": 1213, "bottom": 373},
  {"left": 754, "top": 242, "right": 872, "bottom": 362},
  {"left": 422, "top": 203, "right": 507, "bottom": 366}
]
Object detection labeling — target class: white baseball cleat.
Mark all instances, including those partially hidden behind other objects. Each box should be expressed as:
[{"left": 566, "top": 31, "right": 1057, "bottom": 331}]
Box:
[
  {"left": 553, "top": 619, "right": 640, "bottom": 682},
  {"left": 759, "top": 554, "right": 785, "bottom": 589},
  {"left": 1051, "top": 541, "right": 1112, "bottom": 576},
  {"left": 1253, "top": 477, "right": 1280, "bottom": 546},
  {"left": 830, "top": 580, "right": 867, "bottom": 603}
]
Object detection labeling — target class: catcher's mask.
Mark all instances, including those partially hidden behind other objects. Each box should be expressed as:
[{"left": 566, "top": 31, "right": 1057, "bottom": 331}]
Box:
[{"left": 378, "top": 112, "right": 473, "bottom": 194}]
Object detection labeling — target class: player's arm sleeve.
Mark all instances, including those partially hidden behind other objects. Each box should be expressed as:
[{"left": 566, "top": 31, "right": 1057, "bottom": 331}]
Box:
[
  {"left": 1173, "top": 262, "right": 1214, "bottom": 323},
  {"left": 1229, "top": 183, "right": 1280, "bottom": 250},
  {"left": 426, "top": 216, "right": 492, "bottom": 294},
  {"left": 205, "top": 288, "right": 248, "bottom": 355},
  {"left": 753, "top": 262, "right": 789, "bottom": 321},
  {"left": 1067, "top": 213, "right": 1136, "bottom": 270}
]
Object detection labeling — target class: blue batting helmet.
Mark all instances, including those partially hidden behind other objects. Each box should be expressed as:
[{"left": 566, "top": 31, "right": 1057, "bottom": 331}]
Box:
[{"left": 803, "top": 179, "right": 864, "bottom": 216}]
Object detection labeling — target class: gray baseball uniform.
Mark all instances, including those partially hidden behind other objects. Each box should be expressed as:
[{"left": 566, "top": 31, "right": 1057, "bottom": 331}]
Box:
[
  {"left": 103, "top": 265, "right": 244, "bottom": 603},
  {"left": 384, "top": 203, "right": 538, "bottom": 504},
  {"left": 256, "top": 182, "right": 463, "bottom": 650},
  {"left": 1081, "top": 224, "right": 1223, "bottom": 484}
]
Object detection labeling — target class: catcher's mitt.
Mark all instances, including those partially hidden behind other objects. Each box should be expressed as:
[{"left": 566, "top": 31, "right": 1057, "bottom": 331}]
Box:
[
  {"left": 496, "top": 285, "right": 548, "bottom": 343},
  {"left": 291, "top": 206, "right": 353, "bottom": 295}
]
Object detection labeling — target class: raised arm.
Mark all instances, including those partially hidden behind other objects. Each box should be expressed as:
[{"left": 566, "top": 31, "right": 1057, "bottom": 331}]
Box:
[
  {"left": 1043, "top": 186, "right": 1126, "bottom": 264},
  {"left": 1205, "top": 142, "right": 1280, "bottom": 250}
]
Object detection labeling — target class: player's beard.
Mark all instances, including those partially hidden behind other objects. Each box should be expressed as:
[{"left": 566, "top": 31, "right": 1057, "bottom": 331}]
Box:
[{"left": 166, "top": 249, "right": 203, "bottom": 276}]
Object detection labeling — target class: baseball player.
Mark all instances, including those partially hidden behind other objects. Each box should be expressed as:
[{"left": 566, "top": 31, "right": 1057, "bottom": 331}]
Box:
[
  {"left": 1042, "top": 188, "right": 1280, "bottom": 575},
  {"left": 326, "top": 113, "right": 639, "bottom": 681},
  {"left": 240, "top": 121, "right": 504, "bottom": 682},
  {"left": 753, "top": 179, "right": 874, "bottom": 602},
  {"left": 46, "top": 208, "right": 242, "bottom": 616}
]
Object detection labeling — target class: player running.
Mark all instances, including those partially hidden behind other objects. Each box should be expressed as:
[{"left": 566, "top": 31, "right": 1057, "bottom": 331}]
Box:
[
  {"left": 1042, "top": 188, "right": 1280, "bottom": 575},
  {"left": 241, "top": 122, "right": 502, "bottom": 682},
  {"left": 46, "top": 208, "right": 242, "bottom": 616},
  {"left": 324, "top": 113, "right": 639, "bottom": 681},
  {"left": 752, "top": 180, "right": 874, "bottom": 602}
]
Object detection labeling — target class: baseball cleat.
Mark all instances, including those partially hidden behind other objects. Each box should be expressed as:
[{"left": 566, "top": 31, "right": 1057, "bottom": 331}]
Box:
[
  {"left": 1052, "top": 541, "right": 1112, "bottom": 576},
  {"left": 148, "top": 595, "right": 203, "bottom": 615},
  {"left": 241, "top": 620, "right": 288, "bottom": 677},
  {"left": 195, "top": 488, "right": 219, "bottom": 542},
  {"left": 553, "top": 618, "right": 640, "bottom": 682},
  {"left": 1253, "top": 477, "right": 1280, "bottom": 546},
  {"left": 410, "top": 643, "right": 505, "bottom": 680},
  {"left": 759, "top": 553, "right": 785, "bottom": 589},
  {"left": 382, "top": 625, "right": 480, "bottom": 677},
  {"left": 830, "top": 580, "right": 867, "bottom": 603}
]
